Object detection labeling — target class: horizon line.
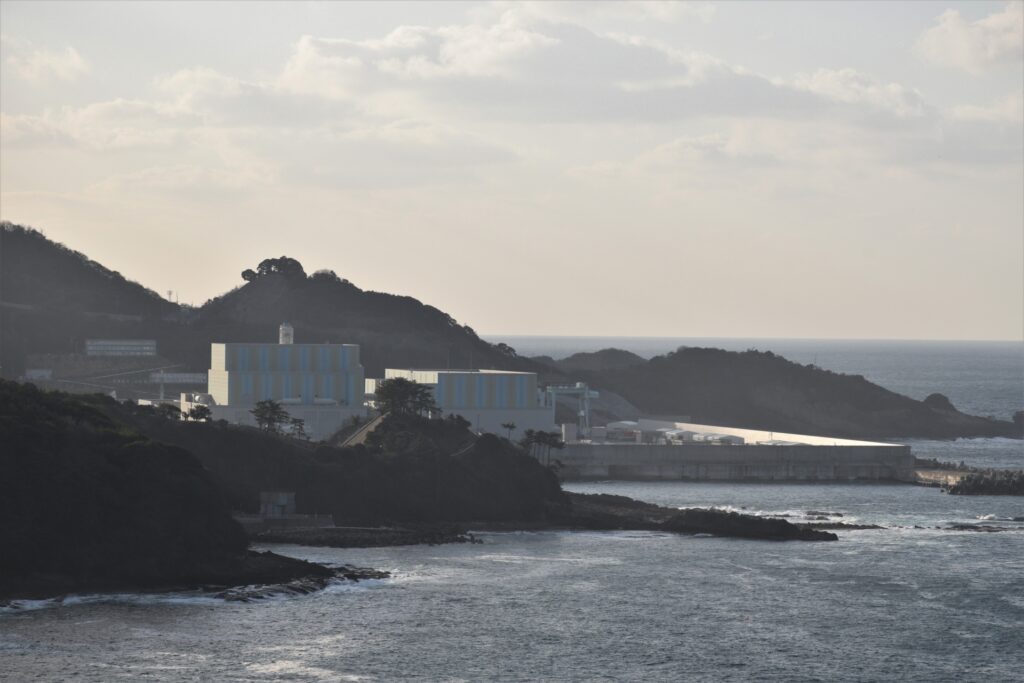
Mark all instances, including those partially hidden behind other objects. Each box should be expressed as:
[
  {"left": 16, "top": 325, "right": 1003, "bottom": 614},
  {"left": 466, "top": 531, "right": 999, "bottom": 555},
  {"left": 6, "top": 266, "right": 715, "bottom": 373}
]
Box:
[{"left": 482, "top": 334, "right": 1024, "bottom": 345}]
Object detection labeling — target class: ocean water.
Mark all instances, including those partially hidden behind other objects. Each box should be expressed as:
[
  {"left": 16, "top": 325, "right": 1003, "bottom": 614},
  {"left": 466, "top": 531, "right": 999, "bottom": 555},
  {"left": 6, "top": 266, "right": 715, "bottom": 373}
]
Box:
[
  {"left": 490, "top": 336, "right": 1024, "bottom": 469},
  {"left": 3, "top": 482, "right": 1023, "bottom": 682}
]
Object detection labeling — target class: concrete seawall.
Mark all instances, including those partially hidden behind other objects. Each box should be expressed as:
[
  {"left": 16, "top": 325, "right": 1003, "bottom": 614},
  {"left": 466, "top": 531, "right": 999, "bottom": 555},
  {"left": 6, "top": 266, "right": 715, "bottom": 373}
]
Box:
[{"left": 557, "top": 443, "right": 915, "bottom": 482}]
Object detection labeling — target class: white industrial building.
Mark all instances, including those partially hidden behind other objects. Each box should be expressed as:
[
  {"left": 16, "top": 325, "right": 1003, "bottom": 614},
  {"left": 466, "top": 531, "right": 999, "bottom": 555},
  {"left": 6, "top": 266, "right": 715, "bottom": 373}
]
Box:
[
  {"left": 380, "top": 368, "right": 557, "bottom": 437},
  {"left": 181, "top": 323, "right": 366, "bottom": 440}
]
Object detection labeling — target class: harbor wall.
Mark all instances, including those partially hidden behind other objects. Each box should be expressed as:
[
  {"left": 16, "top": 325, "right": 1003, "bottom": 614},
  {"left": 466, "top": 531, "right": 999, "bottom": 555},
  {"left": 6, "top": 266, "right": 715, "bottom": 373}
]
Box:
[{"left": 556, "top": 443, "right": 915, "bottom": 482}]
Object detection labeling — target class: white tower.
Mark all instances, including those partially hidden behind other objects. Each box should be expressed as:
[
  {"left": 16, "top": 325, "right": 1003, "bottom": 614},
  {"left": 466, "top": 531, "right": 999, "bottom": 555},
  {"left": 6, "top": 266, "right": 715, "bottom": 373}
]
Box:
[{"left": 279, "top": 322, "right": 294, "bottom": 345}]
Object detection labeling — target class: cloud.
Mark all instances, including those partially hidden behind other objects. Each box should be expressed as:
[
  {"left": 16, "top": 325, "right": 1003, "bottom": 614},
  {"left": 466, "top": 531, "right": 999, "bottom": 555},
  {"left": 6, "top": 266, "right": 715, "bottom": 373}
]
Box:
[
  {"left": 268, "top": 21, "right": 826, "bottom": 124},
  {"left": 916, "top": 3, "right": 1023, "bottom": 72},
  {"left": 1, "top": 98, "right": 197, "bottom": 149},
  {"left": 3, "top": 37, "right": 90, "bottom": 82},
  {"left": 278, "top": 19, "right": 557, "bottom": 91},
  {"left": 951, "top": 91, "right": 1024, "bottom": 122},
  {"left": 3, "top": 7, "right": 1016, "bottom": 205},
  {"left": 790, "top": 68, "right": 927, "bottom": 118},
  {"left": 261, "top": 20, "right": 938, "bottom": 129},
  {"left": 492, "top": 1, "right": 717, "bottom": 27},
  {"left": 0, "top": 112, "right": 76, "bottom": 147},
  {"left": 89, "top": 163, "right": 275, "bottom": 193}
]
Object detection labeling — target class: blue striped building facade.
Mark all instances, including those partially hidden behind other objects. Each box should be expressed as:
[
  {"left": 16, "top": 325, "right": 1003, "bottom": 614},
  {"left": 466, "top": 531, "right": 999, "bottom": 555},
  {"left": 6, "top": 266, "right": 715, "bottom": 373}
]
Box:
[{"left": 209, "top": 342, "right": 363, "bottom": 406}]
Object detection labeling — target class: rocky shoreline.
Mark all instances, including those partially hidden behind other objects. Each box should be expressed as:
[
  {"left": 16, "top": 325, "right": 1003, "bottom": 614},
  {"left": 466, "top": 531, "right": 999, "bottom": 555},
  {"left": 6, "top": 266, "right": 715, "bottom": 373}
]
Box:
[
  {"left": 255, "top": 525, "right": 480, "bottom": 548},
  {"left": 257, "top": 494, "right": 841, "bottom": 547},
  {"left": 0, "top": 550, "right": 387, "bottom": 605}
]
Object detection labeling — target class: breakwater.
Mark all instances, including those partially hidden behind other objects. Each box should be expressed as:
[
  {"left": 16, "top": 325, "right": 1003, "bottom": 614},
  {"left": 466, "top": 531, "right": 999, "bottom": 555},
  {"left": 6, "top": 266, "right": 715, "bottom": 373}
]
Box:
[{"left": 556, "top": 443, "right": 915, "bottom": 482}]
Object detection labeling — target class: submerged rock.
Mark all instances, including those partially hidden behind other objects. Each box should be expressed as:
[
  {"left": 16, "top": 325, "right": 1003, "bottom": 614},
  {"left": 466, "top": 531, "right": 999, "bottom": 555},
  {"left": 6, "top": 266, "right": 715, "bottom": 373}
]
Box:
[{"left": 214, "top": 564, "right": 390, "bottom": 602}]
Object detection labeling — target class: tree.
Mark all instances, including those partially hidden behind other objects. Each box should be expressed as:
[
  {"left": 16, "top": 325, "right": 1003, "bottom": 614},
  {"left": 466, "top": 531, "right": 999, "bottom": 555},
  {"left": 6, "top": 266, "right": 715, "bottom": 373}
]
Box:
[
  {"left": 289, "top": 416, "right": 308, "bottom": 441},
  {"left": 501, "top": 422, "right": 517, "bottom": 440},
  {"left": 495, "top": 342, "right": 517, "bottom": 357},
  {"left": 256, "top": 256, "right": 306, "bottom": 280},
  {"left": 156, "top": 403, "right": 181, "bottom": 421},
  {"left": 187, "top": 404, "right": 212, "bottom": 422},
  {"left": 539, "top": 431, "right": 565, "bottom": 467},
  {"left": 375, "top": 378, "right": 438, "bottom": 416},
  {"left": 250, "top": 399, "right": 290, "bottom": 433},
  {"left": 241, "top": 269, "right": 257, "bottom": 282},
  {"left": 520, "top": 430, "right": 564, "bottom": 465},
  {"left": 519, "top": 429, "right": 538, "bottom": 456}
]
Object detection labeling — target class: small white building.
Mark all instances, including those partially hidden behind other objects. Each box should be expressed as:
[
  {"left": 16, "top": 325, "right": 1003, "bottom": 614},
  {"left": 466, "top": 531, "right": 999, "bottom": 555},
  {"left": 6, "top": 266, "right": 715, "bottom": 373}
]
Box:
[
  {"left": 181, "top": 323, "right": 366, "bottom": 440},
  {"left": 382, "top": 368, "right": 557, "bottom": 438}
]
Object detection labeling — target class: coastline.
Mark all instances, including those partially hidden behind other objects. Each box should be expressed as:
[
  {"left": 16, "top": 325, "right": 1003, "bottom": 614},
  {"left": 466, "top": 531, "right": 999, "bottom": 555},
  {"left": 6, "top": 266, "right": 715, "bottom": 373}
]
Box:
[{"left": 0, "top": 550, "right": 387, "bottom": 605}]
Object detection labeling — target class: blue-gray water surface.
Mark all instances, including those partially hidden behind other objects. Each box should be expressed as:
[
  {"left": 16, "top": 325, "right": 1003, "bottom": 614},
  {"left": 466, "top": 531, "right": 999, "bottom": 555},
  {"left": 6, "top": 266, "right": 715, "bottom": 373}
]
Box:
[{"left": 3, "top": 482, "right": 1022, "bottom": 682}]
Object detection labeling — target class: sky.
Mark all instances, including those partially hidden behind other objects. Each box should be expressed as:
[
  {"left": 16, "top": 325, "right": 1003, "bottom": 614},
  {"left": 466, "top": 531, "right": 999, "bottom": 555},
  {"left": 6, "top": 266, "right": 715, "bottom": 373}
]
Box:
[{"left": 1, "top": 1, "right": 1022, "bottom": 341}]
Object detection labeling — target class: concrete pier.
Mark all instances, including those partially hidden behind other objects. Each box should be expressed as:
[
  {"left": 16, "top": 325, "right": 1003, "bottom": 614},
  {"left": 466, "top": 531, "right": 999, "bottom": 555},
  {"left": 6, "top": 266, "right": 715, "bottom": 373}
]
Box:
[{"left": 556, "top": 442, "right": 915, "bottom": 482}]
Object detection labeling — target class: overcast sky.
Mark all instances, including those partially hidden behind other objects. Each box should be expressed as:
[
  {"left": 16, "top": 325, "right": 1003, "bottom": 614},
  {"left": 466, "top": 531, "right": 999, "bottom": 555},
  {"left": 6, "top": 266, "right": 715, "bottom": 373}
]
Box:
[{"left": 2, "top": 1, "right": 1021, "bottom": 340}]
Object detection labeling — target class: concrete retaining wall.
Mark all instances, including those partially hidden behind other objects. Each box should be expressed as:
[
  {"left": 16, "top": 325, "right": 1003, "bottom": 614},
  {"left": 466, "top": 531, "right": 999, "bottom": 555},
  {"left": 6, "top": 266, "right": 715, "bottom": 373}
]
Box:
[{"left": 557, "top": 443, "right": 915, "bottom": 482}]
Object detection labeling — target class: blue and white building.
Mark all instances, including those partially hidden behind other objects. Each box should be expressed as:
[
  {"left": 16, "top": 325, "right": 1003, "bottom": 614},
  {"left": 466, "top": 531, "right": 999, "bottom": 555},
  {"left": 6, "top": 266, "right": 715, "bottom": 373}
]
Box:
[
  {"left": 181, "top": 323, "right": 366, "bottom": 439},
  {"left": 381, "top": 368, "right": 557, "bottom": 437}
]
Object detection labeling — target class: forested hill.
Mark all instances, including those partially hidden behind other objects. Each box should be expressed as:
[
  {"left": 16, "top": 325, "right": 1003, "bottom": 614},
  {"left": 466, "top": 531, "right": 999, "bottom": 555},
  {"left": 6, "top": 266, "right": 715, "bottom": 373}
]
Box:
[
  {"left": 192, "top": 257, "right": 535, "bottom": 376},
  {"left": 0, "top": 223, "right": 176, "bottom": 318},
  {"left": 574, "top": 347, "right": 1020, "bottom": 440},
  {"left": 0, "top": 223, "right": 540, "bottom": 376}
]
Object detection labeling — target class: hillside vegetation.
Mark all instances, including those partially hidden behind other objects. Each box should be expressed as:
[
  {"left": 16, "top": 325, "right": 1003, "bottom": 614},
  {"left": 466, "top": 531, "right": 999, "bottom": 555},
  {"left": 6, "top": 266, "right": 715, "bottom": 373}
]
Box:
[
  {"left": 85, "top": 400, "right": 567, "bottom": 524},
  {"left": 0, "top": 380, "right": 252, "bottom": 598}
]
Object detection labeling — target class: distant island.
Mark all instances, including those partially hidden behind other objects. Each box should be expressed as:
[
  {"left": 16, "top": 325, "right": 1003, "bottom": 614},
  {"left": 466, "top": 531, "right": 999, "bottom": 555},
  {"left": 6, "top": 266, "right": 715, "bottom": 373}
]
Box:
[{"left": 2, "top": 222, "right": 1019, "bottom": 442}]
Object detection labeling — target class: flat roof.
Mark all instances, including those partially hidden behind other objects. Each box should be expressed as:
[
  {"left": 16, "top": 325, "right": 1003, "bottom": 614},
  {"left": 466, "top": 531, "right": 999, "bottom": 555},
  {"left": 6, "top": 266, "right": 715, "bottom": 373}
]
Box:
[{"left": 386, "top": 368, "right": 536, "bottom": 375}]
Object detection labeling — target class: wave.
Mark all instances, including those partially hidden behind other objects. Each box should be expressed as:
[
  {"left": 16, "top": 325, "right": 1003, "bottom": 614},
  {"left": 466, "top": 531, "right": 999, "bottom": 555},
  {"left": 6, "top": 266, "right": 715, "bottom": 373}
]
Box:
[
  {"left": 1, "top": 575, "right": 387, "bottom": 614},
  {"left": 1, "top": 591, "right": 223, "bottom": 614}
]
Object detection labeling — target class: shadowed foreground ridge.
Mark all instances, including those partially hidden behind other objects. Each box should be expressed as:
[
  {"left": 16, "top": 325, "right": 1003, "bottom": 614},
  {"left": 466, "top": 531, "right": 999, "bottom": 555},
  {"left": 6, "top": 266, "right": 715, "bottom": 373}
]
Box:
[{"left": 0, "top": 380, "right": 337, "bottom": 600}]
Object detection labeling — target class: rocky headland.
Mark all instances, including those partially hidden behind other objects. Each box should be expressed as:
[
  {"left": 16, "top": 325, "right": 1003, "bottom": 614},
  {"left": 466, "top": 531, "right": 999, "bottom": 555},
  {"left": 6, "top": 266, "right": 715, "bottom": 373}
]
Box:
[{"left": 0, "top": 381, "right": 362, "bottom": 602}]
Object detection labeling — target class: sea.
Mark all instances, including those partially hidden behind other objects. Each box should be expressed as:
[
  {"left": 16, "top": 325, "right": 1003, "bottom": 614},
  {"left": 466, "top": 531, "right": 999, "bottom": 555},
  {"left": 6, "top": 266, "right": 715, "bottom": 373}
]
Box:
[{"left": 2, "top": 338, "right": 1023, "bottom": 681}]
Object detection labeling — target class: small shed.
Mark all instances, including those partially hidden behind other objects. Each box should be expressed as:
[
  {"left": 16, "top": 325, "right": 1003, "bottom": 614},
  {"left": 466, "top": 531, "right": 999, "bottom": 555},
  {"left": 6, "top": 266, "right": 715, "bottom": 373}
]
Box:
[{"left": 259, "top": 491, "right": 296, "bottom": 518}]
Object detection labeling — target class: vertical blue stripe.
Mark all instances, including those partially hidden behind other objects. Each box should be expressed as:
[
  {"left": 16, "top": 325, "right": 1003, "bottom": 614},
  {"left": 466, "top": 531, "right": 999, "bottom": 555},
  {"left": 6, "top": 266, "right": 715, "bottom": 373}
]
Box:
[
  {"left": 300, "top": 347, "right": 309, "bottom": 371},
  {"left": 237, "top": 347, "right": 249, "bottom": 371},
  {"left": 242, "top": 373, "right": 252, "bottom": 397},
  {"left": 283, "top": 375, "right": 292, "bottom": 397},
  {"left": 263, "top": 373, "right": 272, "bottom": 399},
  {"left": 436, "top": 375, "right": 446, "bottom": 409},
  {"left": 319, "top": 347, "right": 329, "bottom": 371},
  {"left": 516, "top": 375, "right": 525, "bottom": 408},
  {"left": 340, "top": 347, "right": 349, "bottom": 370},
  {"left": 496, "top": 376, "right": 505, "bottom": 408},
  {"left": 475, "top": 375, "right": 485, "bottom": 408},
  {"left": 279, "top": 347, "right": 290, "bottom": 371},
  {"left": 455, "top": 375, "right": 465, "bottom": 408},
  {"left": 324, "top": 375, "right": 333, "bottom": 400},
  {"left": 259, "top": 347, "right": 269, "bottom": 371}
]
